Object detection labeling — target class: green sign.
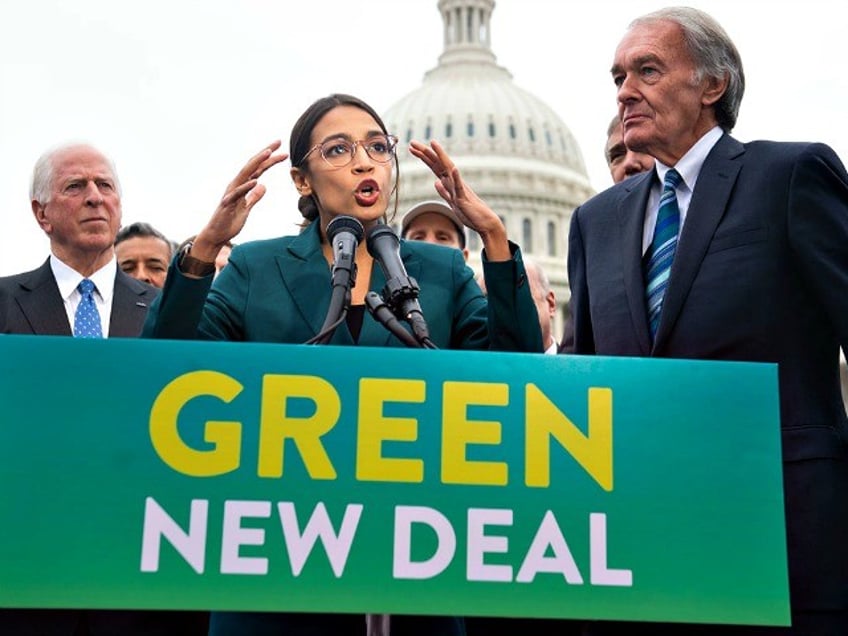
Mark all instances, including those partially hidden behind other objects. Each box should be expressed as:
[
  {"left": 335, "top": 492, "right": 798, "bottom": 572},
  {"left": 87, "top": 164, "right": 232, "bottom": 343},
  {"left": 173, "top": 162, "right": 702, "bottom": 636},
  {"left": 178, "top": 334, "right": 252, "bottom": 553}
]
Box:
[{"left": 0, "top": 335, "right": 789, "bottom": 625}]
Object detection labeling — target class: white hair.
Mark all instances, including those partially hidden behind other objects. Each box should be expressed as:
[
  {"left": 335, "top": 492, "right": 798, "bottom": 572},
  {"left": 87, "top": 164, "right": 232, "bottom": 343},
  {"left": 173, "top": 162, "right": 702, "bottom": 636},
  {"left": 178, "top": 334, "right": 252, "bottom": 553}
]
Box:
[{"left": 29, "top": 142, "right": 122, "bottom": 204}]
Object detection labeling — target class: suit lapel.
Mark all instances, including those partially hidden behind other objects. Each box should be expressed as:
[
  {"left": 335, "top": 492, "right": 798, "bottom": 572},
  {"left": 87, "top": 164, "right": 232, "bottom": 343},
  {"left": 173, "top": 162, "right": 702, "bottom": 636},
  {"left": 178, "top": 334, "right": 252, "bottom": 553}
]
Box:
[
  {"left": 277, "top": 222, "right": 421, "bottom": 347},
  {"left": 15, "top": 260, "right": 72, "bottom": 335},
  {"left": 618, "top": 172, "right": 655, "bottom": 355},
  {"left": 278, "top": 223, "right": 336, "bottom": 339},
  {"left": 110, "top": 271, "right": 156, "bottom": 337},
  {"left": 654, "top": 134, "right": 744, "bottom": 348}
]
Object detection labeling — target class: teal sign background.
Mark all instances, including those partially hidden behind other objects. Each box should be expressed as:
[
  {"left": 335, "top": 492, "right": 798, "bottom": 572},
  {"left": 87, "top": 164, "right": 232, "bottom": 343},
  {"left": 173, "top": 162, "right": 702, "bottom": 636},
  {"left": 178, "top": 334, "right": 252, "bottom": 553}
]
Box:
[{"left": 0, "top": 335, "right": 789, "bottom": 625}]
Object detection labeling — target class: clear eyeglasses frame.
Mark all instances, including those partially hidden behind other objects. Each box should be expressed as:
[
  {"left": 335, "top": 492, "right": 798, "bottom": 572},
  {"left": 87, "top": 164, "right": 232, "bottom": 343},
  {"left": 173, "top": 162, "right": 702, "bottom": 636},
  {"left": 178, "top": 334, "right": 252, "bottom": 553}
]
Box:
[{"left": 303, "top": 134, "right": 399, "bottom": 168}]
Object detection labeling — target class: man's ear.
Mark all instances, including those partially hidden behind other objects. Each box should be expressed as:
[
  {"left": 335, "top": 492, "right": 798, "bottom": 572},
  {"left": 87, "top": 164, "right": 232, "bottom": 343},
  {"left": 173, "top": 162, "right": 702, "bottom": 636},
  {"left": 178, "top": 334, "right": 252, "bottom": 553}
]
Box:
[
  {"left": 32, "top": 200, "right": 51, "bottom": 234},
  {"left": 546, "top": 290, "right": 557, "bottom": 317},
  {"left": 702, "top": 73, "right": 729, "bottom": 107},
  {"left": 290, "top": 168, "right": 312, "bottom": 196}
]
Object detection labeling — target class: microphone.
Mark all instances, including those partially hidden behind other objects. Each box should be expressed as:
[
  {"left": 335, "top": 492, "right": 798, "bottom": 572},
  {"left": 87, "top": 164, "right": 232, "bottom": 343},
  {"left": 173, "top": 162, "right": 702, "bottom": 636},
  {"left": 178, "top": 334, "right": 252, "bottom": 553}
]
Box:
[
  {"left": 327, "top": 215, "right": 365, "bottom": 289},
  {"left": 366, "top": 224, "right": 435, "bottom": 348},
  {"left": 305, "top": 215, "right": 364, "bottom": 345}
]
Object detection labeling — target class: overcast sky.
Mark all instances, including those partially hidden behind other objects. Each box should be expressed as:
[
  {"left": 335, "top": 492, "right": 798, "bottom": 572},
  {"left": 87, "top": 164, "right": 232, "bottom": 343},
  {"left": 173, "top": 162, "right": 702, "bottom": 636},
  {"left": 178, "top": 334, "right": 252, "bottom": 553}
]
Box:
[{"left": 1, "top": 0, "right": 845, "bottom": 275}]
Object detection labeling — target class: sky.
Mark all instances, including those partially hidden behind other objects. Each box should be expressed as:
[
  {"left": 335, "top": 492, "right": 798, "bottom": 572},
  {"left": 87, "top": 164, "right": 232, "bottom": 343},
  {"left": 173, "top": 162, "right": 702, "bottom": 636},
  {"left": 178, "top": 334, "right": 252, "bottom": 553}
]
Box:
[{"left": 1, "top": 0, "right": 845, "bottom": 276}]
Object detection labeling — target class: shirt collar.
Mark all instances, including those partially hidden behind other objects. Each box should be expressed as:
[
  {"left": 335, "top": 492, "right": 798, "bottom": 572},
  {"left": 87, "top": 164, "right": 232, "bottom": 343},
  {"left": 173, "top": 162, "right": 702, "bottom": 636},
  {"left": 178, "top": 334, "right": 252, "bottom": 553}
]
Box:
[
  {"left": 655, "top": 125, "right": 723, "bottom": 193},
  {"left": 51, "top": 254, "right": 117, "bottom": 303}
]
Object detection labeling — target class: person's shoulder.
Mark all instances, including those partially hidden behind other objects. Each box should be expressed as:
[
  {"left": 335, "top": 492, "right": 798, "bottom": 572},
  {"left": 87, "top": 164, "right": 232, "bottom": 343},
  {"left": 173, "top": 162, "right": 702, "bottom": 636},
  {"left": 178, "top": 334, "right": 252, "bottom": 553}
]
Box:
[
  {"left": 229, "top": 235, "right": 299, "bottom": 262},
  {"left": 744, "top": 138, "right": 839, "bottom": 161},
  {"left": 0, "top": 260, "right": 51, "bottom": 292},
  {"left": 578, "top": 173, "right": 649, "bottom": 213},
  {"left": 116, "top": 269, "right": 158, "bottom": 299},
  {"left": 236, "top": 236, "right": 292, "bottom": 251}
]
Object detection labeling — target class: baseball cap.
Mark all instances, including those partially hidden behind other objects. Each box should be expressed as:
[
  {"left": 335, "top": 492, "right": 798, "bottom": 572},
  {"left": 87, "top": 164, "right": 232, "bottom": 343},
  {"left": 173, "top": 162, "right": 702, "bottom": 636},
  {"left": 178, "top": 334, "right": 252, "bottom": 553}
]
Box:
[{"left": 400, "top": 200, "right": 466, "bottom": 248}]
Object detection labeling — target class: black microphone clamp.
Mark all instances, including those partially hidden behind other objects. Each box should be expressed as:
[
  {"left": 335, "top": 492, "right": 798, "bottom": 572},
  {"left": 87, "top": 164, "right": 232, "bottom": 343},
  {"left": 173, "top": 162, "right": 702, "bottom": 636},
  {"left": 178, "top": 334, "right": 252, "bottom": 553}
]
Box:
[{"left": 380, "top": 274, "right": 421, "bottom": 317}]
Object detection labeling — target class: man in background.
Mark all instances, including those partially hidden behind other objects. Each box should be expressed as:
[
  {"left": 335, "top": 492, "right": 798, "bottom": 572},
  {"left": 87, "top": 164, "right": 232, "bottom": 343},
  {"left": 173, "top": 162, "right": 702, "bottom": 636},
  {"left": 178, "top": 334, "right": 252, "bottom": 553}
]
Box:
[
  {"left": 0, "top": 143, "right": 155, "bottom": 337},
  {"left": 604, "top": 113, "right": 653, "bottom": 184},
  {"left": 401, "top": 199, "right": 469, "bottom": 260},
  {"left": 115, "top": 221, "right": 174, "bottom": 289},
  {"left": 525, "top": 258, "right": 558, "bottom": 354}
]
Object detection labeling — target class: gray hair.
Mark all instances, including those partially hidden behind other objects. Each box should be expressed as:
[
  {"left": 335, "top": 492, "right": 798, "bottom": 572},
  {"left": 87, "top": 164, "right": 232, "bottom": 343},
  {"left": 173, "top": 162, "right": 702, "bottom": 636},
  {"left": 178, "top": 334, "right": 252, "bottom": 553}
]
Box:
[
  {"left": 29, "top": 142, "right": 122, "bottom": 204},
  {"left": 631, "top": 7, "right": 745, "bottom": 131}
]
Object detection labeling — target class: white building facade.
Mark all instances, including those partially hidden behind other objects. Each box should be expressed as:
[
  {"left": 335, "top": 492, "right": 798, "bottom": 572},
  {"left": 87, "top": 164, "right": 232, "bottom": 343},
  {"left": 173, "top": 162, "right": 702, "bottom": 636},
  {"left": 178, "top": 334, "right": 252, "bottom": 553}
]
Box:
[{"left": 383, "top": 0, "right": 594, "bottom": 339}]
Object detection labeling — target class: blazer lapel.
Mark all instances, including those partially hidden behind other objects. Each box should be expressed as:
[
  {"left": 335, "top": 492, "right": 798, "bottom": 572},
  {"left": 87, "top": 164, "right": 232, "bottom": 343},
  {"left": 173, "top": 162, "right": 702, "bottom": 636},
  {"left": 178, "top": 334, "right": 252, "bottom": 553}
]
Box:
[
  {"left": 15, "top": 260, "right": 72, "bottom": 335},
  {"left": 278, "top": 223, "right": 339, "bottom": 339},
  {"left": 618, "top": 172, "right": 655, "bottom": 355},
  {"left": 110, "top": 270, "right": 156, "bottom": 337},
  {"left": 654, "top": 134, "right": 744, "bottom": 348}
]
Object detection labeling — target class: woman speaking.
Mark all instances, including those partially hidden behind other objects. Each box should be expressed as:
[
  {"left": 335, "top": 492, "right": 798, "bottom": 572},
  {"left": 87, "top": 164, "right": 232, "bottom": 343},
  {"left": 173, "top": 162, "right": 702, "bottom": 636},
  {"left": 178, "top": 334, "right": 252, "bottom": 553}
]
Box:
[{"left": 143, "top": 93, "right": 542, "bottom": 635}]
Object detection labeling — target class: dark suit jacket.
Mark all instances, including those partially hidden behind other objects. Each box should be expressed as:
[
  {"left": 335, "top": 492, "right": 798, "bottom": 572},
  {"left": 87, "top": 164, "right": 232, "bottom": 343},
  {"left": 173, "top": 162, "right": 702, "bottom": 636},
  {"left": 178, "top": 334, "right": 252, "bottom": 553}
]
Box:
[
  {"left": 144, "top": 220, "right": 543, "bottom": 353},
  {"left": 568, "top": 134, "right": 848, "bottom": 623},
  {"left": 0, "top": 260, "right": 207, "bottom": 635},
  {"left": 0, "top": 259, "right": 155, "bottom": 336}
]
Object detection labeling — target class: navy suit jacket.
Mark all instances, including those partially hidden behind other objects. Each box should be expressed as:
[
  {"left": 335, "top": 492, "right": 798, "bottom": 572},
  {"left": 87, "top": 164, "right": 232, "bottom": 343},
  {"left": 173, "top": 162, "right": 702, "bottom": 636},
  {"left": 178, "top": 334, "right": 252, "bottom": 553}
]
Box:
[
  {"left": 0, "top": 258, "right": 155, "bottom": 336},
  {"left": 568, "top": 134, "right": 848, "bottom": 616}
]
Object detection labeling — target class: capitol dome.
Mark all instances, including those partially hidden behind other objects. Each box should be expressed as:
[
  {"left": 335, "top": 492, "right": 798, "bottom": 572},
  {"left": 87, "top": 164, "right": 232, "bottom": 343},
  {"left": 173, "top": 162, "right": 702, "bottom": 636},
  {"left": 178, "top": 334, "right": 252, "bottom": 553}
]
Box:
[{"left": 383, "top": 0, "right": 595, "bottom": 336}]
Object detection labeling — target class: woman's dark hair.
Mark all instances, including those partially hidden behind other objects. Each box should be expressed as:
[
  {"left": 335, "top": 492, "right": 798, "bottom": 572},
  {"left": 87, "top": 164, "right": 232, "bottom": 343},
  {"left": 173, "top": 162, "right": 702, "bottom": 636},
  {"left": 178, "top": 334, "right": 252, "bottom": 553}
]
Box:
[{"left": 290, "top": 93, "right": 399, "bottom": 224}]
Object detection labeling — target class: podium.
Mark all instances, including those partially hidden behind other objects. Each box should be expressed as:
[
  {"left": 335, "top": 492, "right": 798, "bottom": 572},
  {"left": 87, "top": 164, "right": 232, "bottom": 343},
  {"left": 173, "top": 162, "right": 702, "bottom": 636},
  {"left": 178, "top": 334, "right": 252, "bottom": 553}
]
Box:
[{"left": 0, "top": 335, "right": 789, "bottom": 626}]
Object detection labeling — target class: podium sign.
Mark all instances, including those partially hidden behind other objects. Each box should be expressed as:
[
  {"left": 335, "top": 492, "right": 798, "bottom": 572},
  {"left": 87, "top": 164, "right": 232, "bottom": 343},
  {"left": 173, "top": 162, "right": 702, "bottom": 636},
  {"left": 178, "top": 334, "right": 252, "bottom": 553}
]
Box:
[{"left": 0, "top": 335, "right": 789, "bottom": 625}]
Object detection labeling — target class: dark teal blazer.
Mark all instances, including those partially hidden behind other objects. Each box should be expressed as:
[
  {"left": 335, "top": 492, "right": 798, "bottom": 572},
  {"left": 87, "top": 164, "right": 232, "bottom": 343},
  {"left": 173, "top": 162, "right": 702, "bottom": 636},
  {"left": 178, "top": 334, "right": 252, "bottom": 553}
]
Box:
[{"left": 144, "top": 221, "right": 542, "bottom": 353}]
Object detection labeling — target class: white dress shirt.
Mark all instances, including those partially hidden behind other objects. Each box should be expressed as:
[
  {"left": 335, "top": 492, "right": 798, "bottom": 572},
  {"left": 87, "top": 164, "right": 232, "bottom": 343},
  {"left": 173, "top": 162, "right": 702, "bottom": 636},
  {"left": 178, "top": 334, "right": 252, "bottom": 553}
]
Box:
[
  {"left": 51, "top": 255, "right": 117, "bottom": 337},
  {"left": 642, "top": 126, "right": 723, "bottom": 256}
]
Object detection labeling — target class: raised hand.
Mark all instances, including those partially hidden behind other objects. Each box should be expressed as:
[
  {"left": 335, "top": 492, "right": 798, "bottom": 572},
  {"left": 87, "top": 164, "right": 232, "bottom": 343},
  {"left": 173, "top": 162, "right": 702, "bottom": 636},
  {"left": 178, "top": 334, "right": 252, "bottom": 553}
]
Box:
[
  {"left": 191, "top": 141, "right": 288, "bottom": 262},
  {"left": 409, "top": 139, "right": 509, "bottom": 260}
]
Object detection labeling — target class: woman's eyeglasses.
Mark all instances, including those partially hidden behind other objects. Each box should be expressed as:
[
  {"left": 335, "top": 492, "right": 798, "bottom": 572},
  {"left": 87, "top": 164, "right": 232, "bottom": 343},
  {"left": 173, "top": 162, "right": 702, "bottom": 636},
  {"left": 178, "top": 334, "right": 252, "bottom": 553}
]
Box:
[{"left": 303, "top": 134, "right": 398, "bottom": 168}]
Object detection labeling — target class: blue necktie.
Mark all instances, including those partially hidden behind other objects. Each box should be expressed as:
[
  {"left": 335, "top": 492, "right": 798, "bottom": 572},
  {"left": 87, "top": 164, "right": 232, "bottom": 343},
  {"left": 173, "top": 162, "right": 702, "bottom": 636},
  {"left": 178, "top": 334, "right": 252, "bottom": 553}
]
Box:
[
  {"left": 645, "top": 169, "right": 682, "bottom": 340},
  {"left": 74, "top": 278, "right": 103, "bottom": 338}
]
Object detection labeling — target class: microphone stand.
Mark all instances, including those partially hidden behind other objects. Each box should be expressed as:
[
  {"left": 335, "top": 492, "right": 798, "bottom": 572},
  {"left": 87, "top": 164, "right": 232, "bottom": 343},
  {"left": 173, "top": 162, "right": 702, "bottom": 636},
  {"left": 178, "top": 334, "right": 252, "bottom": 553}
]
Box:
[
  {"left": 305, "top": 216, "right": 364, "bottom": 345},
  {"left": 305, "top": 266, "right": 355, "bottom": 345}
]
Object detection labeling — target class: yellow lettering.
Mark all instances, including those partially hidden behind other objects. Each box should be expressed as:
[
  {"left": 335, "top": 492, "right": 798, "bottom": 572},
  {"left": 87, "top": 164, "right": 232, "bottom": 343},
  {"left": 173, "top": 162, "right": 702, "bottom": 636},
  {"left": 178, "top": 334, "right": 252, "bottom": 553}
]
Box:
[
  {"left": 525, "top": 385, "right": 613, "bottom": 491},
  {"left": 441, "top": 381, "right": 508, "bottom": 486},
  {"left": 149, "top": 370, "right": 243, "bottom": 477},
  {"left": 258, "top": 374, "right": 339, "bottom": 479},
  {"left": 356, "top": 378, "right": 425, "bottom": 482}
]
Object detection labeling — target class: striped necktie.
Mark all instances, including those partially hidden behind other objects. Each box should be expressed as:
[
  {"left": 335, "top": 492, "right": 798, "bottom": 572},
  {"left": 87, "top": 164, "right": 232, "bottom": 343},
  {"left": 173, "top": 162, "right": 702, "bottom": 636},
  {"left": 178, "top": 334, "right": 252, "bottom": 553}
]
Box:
[
  {"left": 645, "top": 168, "right": 682, "bottom": 340},
  {"left": 73, "top": 278, "right": 103, "bottom": 338}
]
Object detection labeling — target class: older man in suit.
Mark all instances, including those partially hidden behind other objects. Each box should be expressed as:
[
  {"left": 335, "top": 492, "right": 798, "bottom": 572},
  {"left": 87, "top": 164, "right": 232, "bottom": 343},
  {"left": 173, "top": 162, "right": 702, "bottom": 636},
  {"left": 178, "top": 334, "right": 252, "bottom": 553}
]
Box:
[
  {"left": 0, "top": 143, "right": 205, "bottom": 634},
  {"left": 568, "top": 7, "right": 848, "bottom": 635},
  {"left": 0, "top": 144, "right": 154, "bottom": 336}
]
